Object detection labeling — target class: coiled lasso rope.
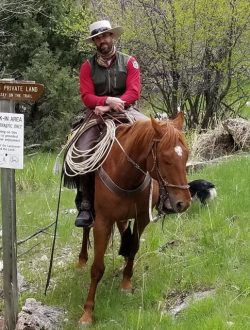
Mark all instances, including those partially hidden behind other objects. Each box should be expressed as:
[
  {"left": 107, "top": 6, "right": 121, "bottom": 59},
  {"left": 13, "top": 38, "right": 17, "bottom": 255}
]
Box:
[{"left": 64, "top": 119, "right": 116, "bottom": 176}]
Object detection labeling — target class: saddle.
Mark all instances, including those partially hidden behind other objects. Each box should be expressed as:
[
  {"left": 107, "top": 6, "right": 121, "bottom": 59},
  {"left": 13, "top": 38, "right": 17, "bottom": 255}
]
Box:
[
  {"left": 63, "top": 109, "right": 135, "bottom": 189},
  {"left": 72, "top": 108, "right": 134, "bottom": 131}
]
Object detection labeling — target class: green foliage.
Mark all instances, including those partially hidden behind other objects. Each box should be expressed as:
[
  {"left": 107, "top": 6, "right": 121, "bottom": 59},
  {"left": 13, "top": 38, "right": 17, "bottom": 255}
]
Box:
[
  {"left": 97, "top": 0, "right": 250, "bottom": 127},
  {"left": 24, "top": 45, "right": 81, "bottom": 149},
  {"left": 0, "top": 0, "right": 92, "bottom": 150},
  {"left": 16, "top": 153, "right": 58, "bottom": 191}
]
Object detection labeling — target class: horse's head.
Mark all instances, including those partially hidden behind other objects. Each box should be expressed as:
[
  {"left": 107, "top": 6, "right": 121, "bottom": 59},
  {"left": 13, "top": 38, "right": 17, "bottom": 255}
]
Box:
[{"left": 148, "top": 112, "right": 191, "bottom": 213}]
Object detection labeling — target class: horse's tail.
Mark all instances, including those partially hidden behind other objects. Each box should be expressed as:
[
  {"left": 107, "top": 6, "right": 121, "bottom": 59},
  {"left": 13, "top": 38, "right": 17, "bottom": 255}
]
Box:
[{"left": 118, "top": 221, "right": 133, "bottom": 258}]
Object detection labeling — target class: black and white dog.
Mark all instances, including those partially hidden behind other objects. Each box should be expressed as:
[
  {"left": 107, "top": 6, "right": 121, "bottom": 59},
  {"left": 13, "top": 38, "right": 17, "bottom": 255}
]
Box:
[
  {"left": 159, "top": 179, "right": 217, "bottom": 214},
  {"left": 188, "top": 179, "right": 217, "bottom": 204}
]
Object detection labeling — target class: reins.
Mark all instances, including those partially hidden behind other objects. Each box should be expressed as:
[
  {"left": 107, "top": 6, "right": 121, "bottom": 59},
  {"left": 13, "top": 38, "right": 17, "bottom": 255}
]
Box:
[
  {"left": 156, "top": 167, "right": 190, "bottom": 190},
  {"left": 107, "top": 133, "right": 189, "bottom": 217},
  {"left": 114, "top": 137, "right": 148, "bottom": 176},
  {"left": 114, "top": 133, "right": 190, "bottom": 191},
  {"left": 45, "top": 116, "right": 189, "bottom": 293},
  {"left": 45, "top": 160, "right": 64, "bottom": 295}
]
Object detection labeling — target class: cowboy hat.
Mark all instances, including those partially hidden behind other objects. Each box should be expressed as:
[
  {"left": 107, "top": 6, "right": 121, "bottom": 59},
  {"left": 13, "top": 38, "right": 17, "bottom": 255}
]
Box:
[{"left": 85, "top": 20, "right": 123, "bottom": 43}]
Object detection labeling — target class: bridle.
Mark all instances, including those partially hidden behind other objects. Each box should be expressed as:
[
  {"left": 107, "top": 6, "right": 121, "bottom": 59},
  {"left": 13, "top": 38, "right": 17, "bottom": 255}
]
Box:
[
  {"left": 149, "top": 138, "right": 190, "bottom": 190},
  {"left": 148, "top": 138, "right": 190, "bottom": 214}
]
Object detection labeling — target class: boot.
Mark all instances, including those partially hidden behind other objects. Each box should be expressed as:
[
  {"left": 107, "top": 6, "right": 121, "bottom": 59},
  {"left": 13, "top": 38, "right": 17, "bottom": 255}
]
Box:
[
  {"left": 75, "top": 174, "right": 94, "bottom": 228},
  {"left": 75, "top": 200, "right": 93, "bottom": 228}
]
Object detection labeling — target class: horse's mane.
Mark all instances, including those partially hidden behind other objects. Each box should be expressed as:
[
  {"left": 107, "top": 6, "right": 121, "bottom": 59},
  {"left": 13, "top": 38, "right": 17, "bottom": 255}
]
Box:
[
  {"left": 116, "top": 119, "right": 187, "bottom": 151},
  {"left": 116, "top": 120, "right": 155, "bottom": 152}
]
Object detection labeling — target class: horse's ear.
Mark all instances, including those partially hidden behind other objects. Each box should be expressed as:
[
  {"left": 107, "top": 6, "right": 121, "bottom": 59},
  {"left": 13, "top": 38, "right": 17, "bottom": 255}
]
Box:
[
  {"left": 150, "top": 115, "right": 164, "bottom": 138},
  {"left": 171, "top": 112, "right": 184, "bottom": 130}
]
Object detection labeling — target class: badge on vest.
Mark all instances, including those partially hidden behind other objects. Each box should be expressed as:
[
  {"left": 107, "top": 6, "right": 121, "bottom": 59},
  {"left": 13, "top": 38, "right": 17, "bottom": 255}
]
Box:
[{"left": 133, "top": 61, "right": 139, "bottom": 69}]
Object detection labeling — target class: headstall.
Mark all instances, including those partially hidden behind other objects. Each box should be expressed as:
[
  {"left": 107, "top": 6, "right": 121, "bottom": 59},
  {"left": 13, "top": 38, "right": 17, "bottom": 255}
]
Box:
[{"left": 149, "top": 138, "right": 190, "bottom": 215}]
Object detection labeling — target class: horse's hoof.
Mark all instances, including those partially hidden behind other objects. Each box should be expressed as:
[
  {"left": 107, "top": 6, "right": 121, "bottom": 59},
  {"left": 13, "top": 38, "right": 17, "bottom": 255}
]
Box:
[
  {"left": 76, "top": 264, "right": 86, "bottom": 271},
  {"left": 79, "top": 317, "right": 92, "bottom": 328},
  {"left": 121, "top": 279, "right": 132, "bottom": 293},
  {"left": 121, "top": 285, "right": 133, "bottom": 294},
  {"left": 78, "top": 321, "right": 92, "bottom": 328},
  {"left": 76, "top": 260, "right": 87, "bottom": 271},
  {"left": 121, "top": 288, "right": 132, "bottom": 294},
  {"left": 79, "top": 310, "right": 93, "bottom": 328}
]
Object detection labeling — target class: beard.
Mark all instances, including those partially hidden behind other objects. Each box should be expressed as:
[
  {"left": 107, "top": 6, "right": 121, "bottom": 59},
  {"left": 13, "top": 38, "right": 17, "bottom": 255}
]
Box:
[
  {"left": 96, "top": 44, "right": 116, "bottom": 67},
  {"left": 97, "top": 42, "right": 113, "bottom": 55}
]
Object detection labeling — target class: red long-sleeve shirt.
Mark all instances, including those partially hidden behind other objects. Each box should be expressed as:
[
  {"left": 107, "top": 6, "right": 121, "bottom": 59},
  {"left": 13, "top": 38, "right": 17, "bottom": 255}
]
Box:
[{"left": 79, "top": 56, "right": 141, "bottom": 108}]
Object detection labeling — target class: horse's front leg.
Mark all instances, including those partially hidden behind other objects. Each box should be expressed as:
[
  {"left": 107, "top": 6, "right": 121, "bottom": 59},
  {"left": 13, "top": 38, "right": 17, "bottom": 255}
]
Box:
[
  {"left": 77, "top": 227, "right": 91, "bottom": 269},
  {"left": 79, "top": 219, "right": 112, "bottom": 327},
  {"left": 121, "top": 216, "right": 149, "bottom": 293}
]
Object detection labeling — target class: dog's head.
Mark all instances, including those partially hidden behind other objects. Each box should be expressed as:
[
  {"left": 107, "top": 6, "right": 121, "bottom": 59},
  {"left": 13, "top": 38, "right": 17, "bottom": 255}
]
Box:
[{"left": 188, "top": 179, "right": 217, "bottom": 204}]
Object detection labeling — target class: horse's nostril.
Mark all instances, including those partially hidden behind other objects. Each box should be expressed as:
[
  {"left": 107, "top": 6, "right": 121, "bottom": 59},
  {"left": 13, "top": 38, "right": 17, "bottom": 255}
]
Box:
[{"left": 176, "top": 201, "right": 183, "bottom": 212}]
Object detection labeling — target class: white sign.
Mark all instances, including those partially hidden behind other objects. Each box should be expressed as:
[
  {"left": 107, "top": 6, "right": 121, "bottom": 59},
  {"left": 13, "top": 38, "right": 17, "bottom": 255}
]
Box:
[{"left": 0, "top": 112, "right": 24, "bottom": 169}]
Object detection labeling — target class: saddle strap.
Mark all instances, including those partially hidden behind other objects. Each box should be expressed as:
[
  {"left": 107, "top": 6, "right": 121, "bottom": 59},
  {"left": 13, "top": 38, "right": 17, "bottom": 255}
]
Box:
[{"left": 97, "top": 166, "right": 151, "bottom": 197}]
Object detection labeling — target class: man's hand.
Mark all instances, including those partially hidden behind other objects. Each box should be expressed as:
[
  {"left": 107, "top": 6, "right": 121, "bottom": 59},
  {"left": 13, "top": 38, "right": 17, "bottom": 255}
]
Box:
[
  {"left": 106, "top": 97, "right": 125, "bottom": 112},
  {"left": 94, "top": 105, "right": 111, "bottom": 115}
]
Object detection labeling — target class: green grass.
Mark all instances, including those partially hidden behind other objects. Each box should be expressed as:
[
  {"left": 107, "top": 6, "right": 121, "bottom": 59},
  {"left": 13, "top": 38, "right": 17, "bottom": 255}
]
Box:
[
  {"left": 239, "top": 104, "right": 250, "bottom": 120},
  {"left": 1, "top": 153, "right": 250, "bottom": 329}
]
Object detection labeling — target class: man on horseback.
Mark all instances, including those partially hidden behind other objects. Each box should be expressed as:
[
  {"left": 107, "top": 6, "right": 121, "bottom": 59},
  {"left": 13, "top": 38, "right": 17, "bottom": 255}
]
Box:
[{"left": 66, "top": 20, "right": 148, "bottom": 228}]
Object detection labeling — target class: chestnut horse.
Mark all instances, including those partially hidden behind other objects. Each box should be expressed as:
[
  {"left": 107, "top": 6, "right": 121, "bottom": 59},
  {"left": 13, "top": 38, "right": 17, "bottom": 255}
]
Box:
[{"left": 77, "top": 113, "right": 191, "bottom": 327}]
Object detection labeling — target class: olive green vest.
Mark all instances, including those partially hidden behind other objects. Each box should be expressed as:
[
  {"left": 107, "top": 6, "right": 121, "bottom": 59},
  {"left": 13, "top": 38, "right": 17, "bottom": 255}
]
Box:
[{"left": 88, "top": 51, "right": 130, "bottom": 97}]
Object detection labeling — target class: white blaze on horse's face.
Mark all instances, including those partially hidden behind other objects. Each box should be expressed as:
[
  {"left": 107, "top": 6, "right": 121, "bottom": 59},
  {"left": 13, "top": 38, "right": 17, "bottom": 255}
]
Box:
[{"left": 174, "top": 145, "right": 183, "bottom": 157}]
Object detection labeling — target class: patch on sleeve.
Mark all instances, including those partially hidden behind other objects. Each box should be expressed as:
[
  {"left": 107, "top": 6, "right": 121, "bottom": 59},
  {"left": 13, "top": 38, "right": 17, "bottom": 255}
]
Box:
[{"left": 132, "top": 61, "right": 139, "bottom": 69}]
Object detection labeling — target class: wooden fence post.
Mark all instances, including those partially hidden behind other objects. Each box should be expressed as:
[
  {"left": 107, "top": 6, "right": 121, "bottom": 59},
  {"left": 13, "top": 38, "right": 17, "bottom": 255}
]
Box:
[
  {"left": 0, "top": 97, "right": 18, "bottom": 330},
  {"left": 0, "top": 78, "right": 44, "bottom": 329}
]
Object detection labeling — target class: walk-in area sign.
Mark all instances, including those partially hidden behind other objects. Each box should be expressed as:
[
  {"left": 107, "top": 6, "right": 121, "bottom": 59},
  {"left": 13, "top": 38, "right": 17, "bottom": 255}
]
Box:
[
  {"left": 0, "top": 79, "right": 44, "bottom": 330},
  {"left": 0, "top": 112, "right": 24, "bottom": 169}
]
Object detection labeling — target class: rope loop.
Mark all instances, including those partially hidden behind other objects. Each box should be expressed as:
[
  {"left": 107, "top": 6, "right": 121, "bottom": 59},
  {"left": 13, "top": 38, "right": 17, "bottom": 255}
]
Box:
[{"left": 64, "top": 119, "right": 116, "bottom": 176}]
